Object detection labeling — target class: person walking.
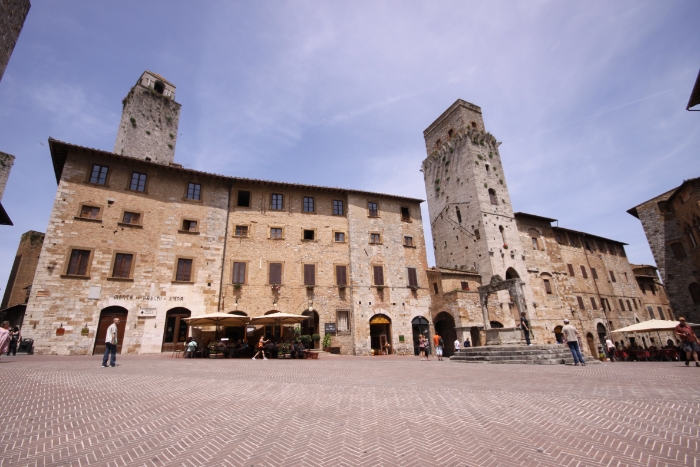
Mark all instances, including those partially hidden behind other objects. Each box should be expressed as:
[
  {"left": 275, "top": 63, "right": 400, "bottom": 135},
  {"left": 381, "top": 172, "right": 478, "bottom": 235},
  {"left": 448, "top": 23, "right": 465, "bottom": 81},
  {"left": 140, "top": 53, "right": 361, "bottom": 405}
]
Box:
[
  {"left": 184, "top": 337, "right": 197, "bottom": 358},
  {"left": 0, "top": 321, "right": 10, "bottom": 360},
  {"left": 562, "top": 319, "right": 585, "bottom": 366},
  {"left": 674, "top": 317, "right": 699, "bottom": 367},
  {"left": 454, "top": 338, "right": 461, "bottom": 352},
  {"left": 433, "top": 332, "right": 443, "bottom": 361},
  {"left": 520, "top": 311, "right": 532, "bottom": 346},
  {"left": 8, "top": 326, "right": 21, "bottom": 356},
  {"left": 252, "top": 336, "right": 269, "bottom": 360},
  {"left": 418, "top": 335, "right": 426, "bottom": 360},
  {"left": 102, "top": 318, "right": 120, "bottom": 367},
  {"left": 605, "top": 337, "right": 616, "bottom": 362}
]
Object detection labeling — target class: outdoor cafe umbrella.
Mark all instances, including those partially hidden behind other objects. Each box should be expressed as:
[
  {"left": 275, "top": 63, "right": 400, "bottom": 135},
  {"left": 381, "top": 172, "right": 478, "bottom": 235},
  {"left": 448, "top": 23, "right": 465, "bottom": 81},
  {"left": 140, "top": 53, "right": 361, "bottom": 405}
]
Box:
[
  {"left": 250, "top": 312, "right": 310, "bottom": 340},
  {"left": 611, "top": 319, "right": 699, "bottom": 346},
  {"left": 183, "top": 312, "right": 250, "bottom": 340}
]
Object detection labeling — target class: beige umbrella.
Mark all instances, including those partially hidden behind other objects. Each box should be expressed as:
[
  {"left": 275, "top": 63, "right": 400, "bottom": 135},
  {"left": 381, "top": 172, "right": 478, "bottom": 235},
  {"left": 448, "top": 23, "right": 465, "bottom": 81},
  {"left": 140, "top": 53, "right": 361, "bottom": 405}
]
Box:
[
  {"left": 183, "top": 312, "right": 249, "bottom": 340},
  {"left": 611, "top": 319, "right": 697, "bottom": 333},
  {"left": 250, "top": 312, "right": 310, "bottom": 341}
]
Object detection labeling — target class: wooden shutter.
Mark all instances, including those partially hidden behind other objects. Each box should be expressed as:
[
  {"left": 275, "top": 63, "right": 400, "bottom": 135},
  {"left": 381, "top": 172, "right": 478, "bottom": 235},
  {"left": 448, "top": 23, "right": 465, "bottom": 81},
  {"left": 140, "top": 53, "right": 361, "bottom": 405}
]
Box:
[
  {"left": 233, "top": 262, "right": 246, "bottom": 284},
  {"left": 407, "top": 267, "right": 418, "bottom": 287},
  {"left": 68, "top": 250, "right": 90, "bottom": 276},
  {"left": 567, "top": 264, "right": 575, "bottom": 276},
  {"left": 269, "top": 263, "right": 282, "bottom": 284},
  {"left": 373, "top": 265, "right": 384, "bottom": 286},
  {"left": 577, "top": 296, "right": 585, "bottom": 310},
  {"left": 176, "top": 259, "right": 192, "bottom": 281},
  {"left": 113, "top": 254, "right": 132, "bottom": 278},
  {"left": 580, "top": 266, "right": 588, "bottom": 279},
  {"left": 304, "top": 264, "right": 315, "bottom": 285},
  {"left": 336, "top": 265, "right": 347, "bottom": 286}
]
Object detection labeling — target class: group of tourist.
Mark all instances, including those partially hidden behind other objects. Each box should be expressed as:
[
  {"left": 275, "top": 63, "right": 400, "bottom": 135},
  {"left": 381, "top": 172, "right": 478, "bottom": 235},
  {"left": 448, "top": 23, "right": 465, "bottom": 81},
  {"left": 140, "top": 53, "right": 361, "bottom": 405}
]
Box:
[
  {"left": 0, "top": 321, "right": 22, "bottom": 360},
  {"left": 179, "top": 335, "right": 311, "bottom": 360}
]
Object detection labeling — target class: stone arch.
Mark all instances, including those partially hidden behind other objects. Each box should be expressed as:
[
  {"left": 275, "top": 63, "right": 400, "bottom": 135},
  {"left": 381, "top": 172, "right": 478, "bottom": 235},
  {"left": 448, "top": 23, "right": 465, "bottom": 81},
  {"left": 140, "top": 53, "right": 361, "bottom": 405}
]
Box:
[
  {"left": 585, "top": 332, "right": 597, "bottom": 358},
  {"left": 411, "top": 316, "right": 430, "bottom": 356},
  {"left": 154, "top": 80, "right": 165, "bottom": 94},
  {"left": 301, "top": 310, "right": 319, "bottom": 347},
  {"left": 369, "top": 314, "right": 392, "bottom": 355},
  {"left": 93, "top": 306, "right": 128, "bottom": 355},
  {"left": 505, "top": 267, "right": 519, "bottom": 280},
  {"left": 161, "top": 307, "right": 191, "bottom": 352},
  {"left": 434, "top": 311, "right": 457, "bottom": 357},
  {"left": 489, "top": 320, "right": 504, "bottom": 328}
]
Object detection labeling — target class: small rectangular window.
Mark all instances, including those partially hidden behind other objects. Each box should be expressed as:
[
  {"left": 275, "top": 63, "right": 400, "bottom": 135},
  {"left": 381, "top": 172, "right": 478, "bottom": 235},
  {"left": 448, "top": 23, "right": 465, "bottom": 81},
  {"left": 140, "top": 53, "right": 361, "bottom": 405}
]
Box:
[
  {"left": 303, "top": 229, "right": 315, "bottom": 240},
  {"left": 647, "top": 306, "right": 655, "bottom": 319},
  {"left": 235, "top": 225, "right": 248, "bottom": 237},
  {"left": 182, "top": 220, "right": 198, "bottom": 232},
  {"left": 303, "top": 197, "right": 315, "bottom": 213},
  {"left": 186, "top": 183, "right": 201, "bottom": 200},
  {"left": 461, "top": 281, "right": 469, "bottom": 291},
  {"left": 237, "top": 190, "right": 251, "bottom": 207},
  {"left": 271, "top": 193, "right": 283, "bottom": 210},
  {"left": 407, "top": 267, "right": 418, "bottom": 287},
  {"left": 373, "top": 265, "right": 384, "bottom": 286},
  {"left": 609, "top": 271, "right": 616, "bottom": 282},
  {"left": 400, "top": 207, "right": 410, "bottom": 222},
  {"left": 590, "top": 297, "right": 598, "bottom": 310},
  {"left": 303, "top": 264, "right": 316, "bottom": 286},
  {"left": 650, "top": 283, "right": 656, "bottom": 295},
  {"left": 112, "top": 253, "right": 133, "bottom": 278},
  {"left": 80, "top": 205, "right": 100, "bottom": 219},
  {"left": 333, "top": 200, "right": 344, "bottom": 216},
  {"left": 543, "top": 279, "right": 552, "bottom": 294},
  {"left": 567, "top": 264, "right": 575, "bottom": 276},
  {"left": 633, "top": 299, "right": 638, "bottom": 310},
  {"left": 89, "top": 164, "right": 108, "bottom": 185},
  {"left": 601, "top": 298, "right": 607, "bottom": 312},
  {"left": 591, "top": 267, "right": 598, "bottom": 280},
  {"left": 404, "top": 236, "right": 413, "bottom": 247},
  {"left": 368, "top": 202, "right": 379, "bottom": 217},
  {"left": 336, "top": 265, "right": 347, "bottom": 286},
  {"left": 67, "top": 249, "right": 91, "bottom": 276},
  {"left": 658, "top": 308, "right": 665, "bottom": 320},
  {"left": 623, "top": 272, "right": 628, "bottom": 282},
  {"left": 532, "top": 238, "right": 538, "bottom": 250},
  {"left": 370, "top": 233, "right": 381, "bottom": 244},
  {"left": 474, "top": 229, "right": 480, "bottom": 240},
  {"left": 176, "top": 258, "right": 193, "bottom": 282},
  {"left": 618, "top": 298, "right": 624, "bottom": 310},
  {"left": 337, "top": 309, "right": 349, "bottom": 332},
  {"left": 130, "top": 172, "right": 147, "bottom": 192},
  {"left": 122, "top": 211, "right": 140, "bottom": 225},
  {"left": 577, "top": 296, "right": 585, "bottom": 310},
  {"left": 233, "top": 262, "right": 246, "bottom": 284},
  {"left": 334, "top": 232, "right": 345, "bottom": 242},
  {"left": 269, "top": 263, "right": 282, "bottom": 284},
  {"left": 270, "top": 228, "right": 283, "bottom": 239},
  {"left": 671, "top": 242, "right": 686, "bottom": 259},
  {"left": 580, "top": 265, "right": 588, "bottom": 279},
  {"left": 626, "top": 300, "right": 632, "bottom": 311}
]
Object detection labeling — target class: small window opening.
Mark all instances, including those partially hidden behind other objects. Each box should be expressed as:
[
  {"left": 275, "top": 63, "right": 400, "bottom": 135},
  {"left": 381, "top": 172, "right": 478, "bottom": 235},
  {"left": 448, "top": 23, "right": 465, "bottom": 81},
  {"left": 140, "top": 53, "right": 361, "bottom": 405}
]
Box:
[
  {"left": 470, "top": 121, "right": 476, "bottom": 128},
  {"left": 237, "top": 190, "right": 251, "bottom": 207},
  {"left": 400, "top": 206, "right": 410, "bottom": 222},
  {"left": 433, "top": 283, "right": 439, "bottom": 294},
  {"left": 448, "top": 129, "right": 454, "bottom": 138},
  {"left": 485, "top": 164, "right": 490, "bottom": 172},
  {"left": 303, "top": 229, "right": 315, "bottom": 240},
  {"left": 154, "top": 81, "right": 165, "bottom": 94},
  {"left": 488, "top": 189, "right": 498, "bottom": 205},
  {"left": 456, "top": 208, "right": 462, "bottom": 223},
  {"left": 182, "top": 220, "right": 198, "bottom": 232},
  {"left": 435, "top": 139, "right": 441, "bottom": 148}
]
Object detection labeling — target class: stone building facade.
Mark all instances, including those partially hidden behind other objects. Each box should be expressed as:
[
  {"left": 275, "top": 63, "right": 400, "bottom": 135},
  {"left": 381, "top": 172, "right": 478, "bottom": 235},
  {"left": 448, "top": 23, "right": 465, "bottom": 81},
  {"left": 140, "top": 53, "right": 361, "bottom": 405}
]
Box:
[
  {"left": 0, "top": 230, "right": 43, "bottom": 326},
  {"left": 424, "top": 100, "right": 675, "bottom": 356},
  {"left": 23, "top": 72, "right": 430, "bottom": 356},
  {"left": 0, "top": 0, "right": 30, "bottom": 83},
  {"left": 0, "top": 147, "right": 15, "bottom": 225},
  {"left": 629, "top": 178, "right": 700, "bottom": 323}
]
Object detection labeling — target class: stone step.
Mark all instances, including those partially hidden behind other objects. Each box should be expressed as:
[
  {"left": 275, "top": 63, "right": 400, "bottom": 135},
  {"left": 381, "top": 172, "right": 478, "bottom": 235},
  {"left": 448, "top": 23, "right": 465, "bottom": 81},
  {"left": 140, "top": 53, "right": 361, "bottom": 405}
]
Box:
[{"left": 450, "top": 344, "right": 600, "bottom": 365}]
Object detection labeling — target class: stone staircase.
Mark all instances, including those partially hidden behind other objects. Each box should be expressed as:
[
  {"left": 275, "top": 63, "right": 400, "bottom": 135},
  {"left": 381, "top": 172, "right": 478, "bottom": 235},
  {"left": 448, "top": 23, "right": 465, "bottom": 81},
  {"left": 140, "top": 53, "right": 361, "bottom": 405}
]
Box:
[{"left": 451, "top": 344, "right": 600, "bottom": 365}]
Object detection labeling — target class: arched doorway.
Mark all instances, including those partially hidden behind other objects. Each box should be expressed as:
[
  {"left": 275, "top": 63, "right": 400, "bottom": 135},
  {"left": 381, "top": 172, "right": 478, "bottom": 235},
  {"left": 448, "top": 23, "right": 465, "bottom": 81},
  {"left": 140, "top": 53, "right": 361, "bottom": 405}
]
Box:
[
  {"left": 469, "top": 326, "right": 481, "bottom": 347},
  {"left": 93, "top": 306, "right": 128, "bottom": 355},
  {"left": 302, "top": 310, "right": 319, "bottom": 348},
  {"left": 586, "top": 332, "right": 597, "bottom": 358},
  {"left": 162, "top": 307, "right": 191, "bottom": 352},
  {"left": 553, "top": 325, "right": 564, "bottom": 344},
  {"left": 411, "top": 316, "right": 430, "bottom": 356},
  {"left": 596, "top": 323, "right": 607, "bottom": 348},
  {"left": 369, "top": 314, "right": 392, "bottom": 355},
  {"left": 434, "top": 312, "right": 457, "bottom": 357},
  {"left": 489, "top": 320, "right": 504, "bottom": 328},
  {"left": 225, "top": 311, "right": 247, "bottom": 343},
  {"left": 505, "top": 267, "right": 519, "bottom": 279}
]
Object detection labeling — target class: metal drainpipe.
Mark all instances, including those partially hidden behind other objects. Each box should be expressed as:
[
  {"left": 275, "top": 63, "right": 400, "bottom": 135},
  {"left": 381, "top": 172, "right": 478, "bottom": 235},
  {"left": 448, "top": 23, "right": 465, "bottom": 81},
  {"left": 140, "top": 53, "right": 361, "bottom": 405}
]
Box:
[{"left": 217, "top": 182, "right": 233, "bottom": 312}]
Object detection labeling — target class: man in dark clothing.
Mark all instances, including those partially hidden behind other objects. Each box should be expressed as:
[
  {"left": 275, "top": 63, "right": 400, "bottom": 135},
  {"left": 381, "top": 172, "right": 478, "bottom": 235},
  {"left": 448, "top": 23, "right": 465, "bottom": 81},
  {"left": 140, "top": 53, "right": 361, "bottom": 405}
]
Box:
[
  {"left": 675, "top": 317, "right": 699, "bottom": 367},
  {"left": 520, "top": 311, "right": 532, "bottom": 346}
]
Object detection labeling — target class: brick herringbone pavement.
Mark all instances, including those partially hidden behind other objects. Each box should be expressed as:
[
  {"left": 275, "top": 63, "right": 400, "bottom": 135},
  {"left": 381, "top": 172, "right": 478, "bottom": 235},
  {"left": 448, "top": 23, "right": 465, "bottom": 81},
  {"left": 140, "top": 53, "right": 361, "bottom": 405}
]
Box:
[{"left": 0, "top": 355, "right": 698, "bottom": 467}]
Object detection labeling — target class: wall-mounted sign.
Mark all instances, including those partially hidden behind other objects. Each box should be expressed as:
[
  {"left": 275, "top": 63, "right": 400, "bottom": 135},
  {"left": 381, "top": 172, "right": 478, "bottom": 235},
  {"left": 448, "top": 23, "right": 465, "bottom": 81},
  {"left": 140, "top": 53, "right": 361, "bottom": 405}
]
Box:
[
  {"left": 399, "top": 335, "right": 405, "bottom": 342},
  {"left": 138, "top": 308, "right": 157, "bottom": 318},
  {"left": 324, "top": 323, "right": 337, "bottom": 333},
  {"left": 88, "top": 286, "right": 101, "bottom": 300},
  {"left": 113, "top": 295, "right": 184, "bottom": 302},
  {"left": 246, "top": 326, "right": 256, "bottom": 333}
]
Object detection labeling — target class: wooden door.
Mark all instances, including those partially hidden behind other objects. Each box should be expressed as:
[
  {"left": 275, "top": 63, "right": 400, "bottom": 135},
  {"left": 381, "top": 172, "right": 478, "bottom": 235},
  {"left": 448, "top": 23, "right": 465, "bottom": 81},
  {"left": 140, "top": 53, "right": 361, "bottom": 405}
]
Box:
[
  {"left": 586, "top": 334, "right": 597, "bottom": 359},
  {"left": 93, "top": 309, "right": 128, "bottom": 355}
]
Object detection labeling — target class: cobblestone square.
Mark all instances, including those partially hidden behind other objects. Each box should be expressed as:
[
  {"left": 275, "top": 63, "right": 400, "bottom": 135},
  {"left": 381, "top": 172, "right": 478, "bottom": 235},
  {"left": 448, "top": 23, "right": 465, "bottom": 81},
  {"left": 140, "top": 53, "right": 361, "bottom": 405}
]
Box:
[{"left": 0, "top": 355, "right": 698, "bottom": 467}]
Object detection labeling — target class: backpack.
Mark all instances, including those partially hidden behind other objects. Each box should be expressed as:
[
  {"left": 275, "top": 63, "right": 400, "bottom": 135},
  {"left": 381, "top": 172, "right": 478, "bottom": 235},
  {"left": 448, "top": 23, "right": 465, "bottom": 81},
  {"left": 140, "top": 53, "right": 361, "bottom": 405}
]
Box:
[{"left": 438, "top": 337, "right": 444, "bottom": 346}]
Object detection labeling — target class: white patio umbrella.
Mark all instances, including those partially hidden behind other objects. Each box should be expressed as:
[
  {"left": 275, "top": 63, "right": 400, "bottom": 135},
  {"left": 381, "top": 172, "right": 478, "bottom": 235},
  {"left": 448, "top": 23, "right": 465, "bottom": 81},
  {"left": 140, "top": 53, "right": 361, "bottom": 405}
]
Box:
[
  {"left": 250, "top": 312, "right": 310, "bottom": 341},
  {"left": 611, "top": 319, "right": 697, "bottom": 333},
  {"left": 183, "top": 312, "right": 250, "bottom": 340}
]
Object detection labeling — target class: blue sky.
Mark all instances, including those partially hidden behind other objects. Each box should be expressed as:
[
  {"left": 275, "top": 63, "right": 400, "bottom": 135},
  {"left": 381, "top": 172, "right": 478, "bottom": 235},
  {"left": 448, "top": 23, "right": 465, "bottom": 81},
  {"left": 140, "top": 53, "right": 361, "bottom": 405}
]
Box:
[{"left": 1, "top": 0, "right": 699, "bottom": 293}]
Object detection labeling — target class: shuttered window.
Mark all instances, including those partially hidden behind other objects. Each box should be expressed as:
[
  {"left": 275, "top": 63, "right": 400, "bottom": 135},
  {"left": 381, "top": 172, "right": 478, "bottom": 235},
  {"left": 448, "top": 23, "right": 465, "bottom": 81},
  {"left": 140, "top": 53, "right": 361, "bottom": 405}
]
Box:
[
  {"left": 577, "top": 296, "right": 585, "bottom": 310},
  {"left": 401, "top": 207, "right": 410, "bottom": 222},
  {"left": 609, "top": 271, "right": 616, "bottom": 282},
  {"left": 580, "top": 266, "right": 588, "bottom": 279},
  {"left": 404, "top": 236, "right": 413, "bottom": 247},
  {"left": 373, "top": 265, "right": 384, "bottom": 286},
  {"left": 407, "top": 267, "right": 418, "bottom": 287},
  {"left": 182, "top": 220, "right": 198, "bottom": 232},
  {"left": 567, "top": 264, "right": 575, "bottom": 276},
  {"left": 335, "top": 265, "right": 347, "bottom": 286},
  {"left": 543, "top": 279, "right": 552, "bottom": 294},
  {"left": 67, "top": 249, "right": 91, "bottom": 276},
  {"left": 337, "top": 310, "right": 349, "bottom": 332},
  {"left": 80, "top": 205, "right": 100, "bottom": 219},
  {"left": 591, "top": 268, "right": 598, "bottom": 279},
  {"left": 303, "top": 264, "right": 316, "bottom": 286},
  {"left": 112, "top": 253, "right": 133, "bottom": 278},
  {"left": 233, "top": 262, "right": 246, "bottom": 284},
  {"left": 590, "top": 297, "right": 598, "bottom": 310},
  {"left": 269, "top": 263, "right": 282, "bottom": 284},
  {"left": 176, "top": 259, "right": 193, "bottom": 282}
]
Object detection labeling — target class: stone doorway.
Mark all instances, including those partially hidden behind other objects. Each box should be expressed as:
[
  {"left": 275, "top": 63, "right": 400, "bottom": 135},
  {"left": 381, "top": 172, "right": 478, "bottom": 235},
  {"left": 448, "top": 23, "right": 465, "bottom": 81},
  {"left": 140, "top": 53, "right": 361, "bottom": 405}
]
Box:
[
  {"left": 161, "top": 307, "right": 191, "bottom": 352},
  {"left": 470, "top": 326, "right": 481, "bottom": 347},
  {"left": 301, "top": 310, "right": 319, "bottom": 348},
  {"left": 411, "top": 316, "right": 430, "bottom": 356},
  {"left": 586, "top": 333, "right": 597, "bottom": 358},
  {"left": 434, "top": 312, "right": 457, "bottom": 357},
  {"left": 93, "top": 306, "right": 128, "bottom": 355},
  {"left": 370, "top": 314, "right": 392, "bottom": 355}
]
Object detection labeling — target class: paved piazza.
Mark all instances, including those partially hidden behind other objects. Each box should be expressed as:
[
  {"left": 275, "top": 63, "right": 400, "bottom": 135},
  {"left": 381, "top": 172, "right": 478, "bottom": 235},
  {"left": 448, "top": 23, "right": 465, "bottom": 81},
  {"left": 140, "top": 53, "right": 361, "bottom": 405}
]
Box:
[{"left": 0, "top": 355, "right": 699, "bottom": 467}]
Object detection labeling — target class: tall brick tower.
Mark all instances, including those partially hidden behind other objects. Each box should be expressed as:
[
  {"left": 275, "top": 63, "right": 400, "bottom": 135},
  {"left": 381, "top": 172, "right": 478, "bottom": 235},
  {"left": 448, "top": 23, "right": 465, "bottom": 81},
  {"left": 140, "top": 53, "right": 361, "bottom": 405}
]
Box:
[
  {"left": 114, "top": 71, "right": 181, "bottom": 165},
  {"left": 422, "top": 99, "right": 535, "bottom": 322}
]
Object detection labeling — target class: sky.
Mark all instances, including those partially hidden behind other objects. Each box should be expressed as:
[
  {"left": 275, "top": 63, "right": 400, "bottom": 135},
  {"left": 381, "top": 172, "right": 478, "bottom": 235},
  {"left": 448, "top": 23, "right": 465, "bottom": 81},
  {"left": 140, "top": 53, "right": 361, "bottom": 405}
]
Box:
[{"left": 0, "top": 0, "right": 699, "bottom": 295}]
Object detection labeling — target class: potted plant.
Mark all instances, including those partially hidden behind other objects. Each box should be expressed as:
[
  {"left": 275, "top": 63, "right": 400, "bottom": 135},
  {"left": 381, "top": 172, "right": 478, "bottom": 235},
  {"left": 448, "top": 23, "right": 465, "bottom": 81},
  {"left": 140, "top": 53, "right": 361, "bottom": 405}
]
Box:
[
  {"left": 233, "top": 283, "right": 242, "bottom": 290},
  {"left": 306, "top": 285, "right": 314, "bottom": 291},
  {"left": 322, "top": 333, "right": 332, "bottom": 352},
  {"left": 312, "top": 334, "right": 321, "bottom": 347},
  {"left": 503, "top": 244, "right": 508, "bottom": 249},
  {"left": 300, "top": 334, "right": 312, "bottom": 347},
  {"left": 376, "top": 285, "right": 385, "bottom": 291}
]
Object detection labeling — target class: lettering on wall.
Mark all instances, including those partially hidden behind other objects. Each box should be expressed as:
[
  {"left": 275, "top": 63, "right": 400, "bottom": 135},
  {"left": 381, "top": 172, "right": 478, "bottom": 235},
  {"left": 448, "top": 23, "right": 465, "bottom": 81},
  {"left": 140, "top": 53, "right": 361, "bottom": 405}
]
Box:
[{"left": 113, "top": 295, "right": 184, "bottom": 301}]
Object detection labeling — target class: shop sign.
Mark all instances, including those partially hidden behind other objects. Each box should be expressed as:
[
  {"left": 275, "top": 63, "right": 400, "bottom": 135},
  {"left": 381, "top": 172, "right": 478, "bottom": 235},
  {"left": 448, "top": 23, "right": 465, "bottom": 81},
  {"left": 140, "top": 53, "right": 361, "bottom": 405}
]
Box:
[
  {"left": 324, "top": 323, "right": 337, "bottom": 333},
  {"left": 138, "top": 308, "right": 157, "bottom": 318},
  {"left": 246, "top": 326, "right": 256, "bottom": 333}
]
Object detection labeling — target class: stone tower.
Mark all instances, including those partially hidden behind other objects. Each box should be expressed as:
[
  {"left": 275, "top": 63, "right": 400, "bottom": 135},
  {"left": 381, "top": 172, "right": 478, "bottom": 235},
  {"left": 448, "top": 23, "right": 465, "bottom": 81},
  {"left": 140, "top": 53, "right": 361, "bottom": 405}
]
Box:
[
  {"left": 114, "top": 71, "right": 181, "bottom": 165},
  {"left": 422, "top": 99, "right": 535, "bottom": 323}
]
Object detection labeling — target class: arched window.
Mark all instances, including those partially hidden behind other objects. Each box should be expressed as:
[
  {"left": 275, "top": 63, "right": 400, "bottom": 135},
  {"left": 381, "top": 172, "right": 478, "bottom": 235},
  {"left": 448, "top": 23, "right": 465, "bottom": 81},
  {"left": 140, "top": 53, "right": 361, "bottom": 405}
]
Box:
[
  {"left": 448, "top": 129, "right": 454, "bottom": 138},
  {"left": 488, "top": 189, "right": 498, "bottom": 205},
  {"left": 154, "top": 81, "right": 165, "bottom": 94},
  {"left": 690, "top": 283, "right": 700, "bottom": 304},
  {"left": 489, "top": 321, "right": 504, "bottom": 328}
]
